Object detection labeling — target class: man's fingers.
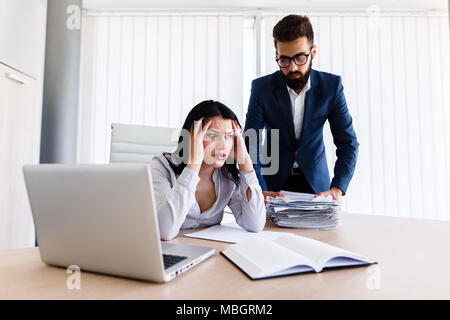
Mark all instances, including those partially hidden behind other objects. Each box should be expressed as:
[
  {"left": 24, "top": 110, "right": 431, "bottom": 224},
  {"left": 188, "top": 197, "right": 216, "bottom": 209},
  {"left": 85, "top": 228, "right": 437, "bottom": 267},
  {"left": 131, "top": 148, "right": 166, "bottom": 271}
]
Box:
[
  {"left": 262, "top": 191, "right": 285, "bottom": 205},
  {"left": 315, "top": 190, "right": 340, "bottom": 201},
  {"left": 331, "top": 192, "right": 340, "bottom": 201},
  {"left": 314, "top": 192, "right": 327, "bottom": 198},
  {"left": 263, "top": 191, "right": 285, "bottom": 198}
]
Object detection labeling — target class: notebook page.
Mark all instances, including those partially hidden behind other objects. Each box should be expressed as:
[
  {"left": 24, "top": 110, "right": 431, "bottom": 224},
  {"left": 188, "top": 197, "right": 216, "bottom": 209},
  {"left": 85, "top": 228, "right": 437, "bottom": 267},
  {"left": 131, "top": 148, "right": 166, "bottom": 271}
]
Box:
[
  {"left": 273, "top": 234, "right": 373, "bottom": 272},
  {"left": 222, "top": 236, "right": 317, "bottom": 278}
]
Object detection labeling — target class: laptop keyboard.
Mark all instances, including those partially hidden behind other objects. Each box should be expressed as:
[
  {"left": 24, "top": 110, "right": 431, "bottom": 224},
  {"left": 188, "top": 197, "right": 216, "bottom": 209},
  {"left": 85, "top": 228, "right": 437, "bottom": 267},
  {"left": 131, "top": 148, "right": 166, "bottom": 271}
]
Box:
[{"left": 163, "top": 254, "right": 188, "bottom": 269}]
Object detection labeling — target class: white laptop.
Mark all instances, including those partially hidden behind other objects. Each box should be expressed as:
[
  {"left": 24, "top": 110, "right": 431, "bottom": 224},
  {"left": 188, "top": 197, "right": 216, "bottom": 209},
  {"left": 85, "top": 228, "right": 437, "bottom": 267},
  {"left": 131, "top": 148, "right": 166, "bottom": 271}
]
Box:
[{"left": 23, "top": 163, "right": 215, "bottom": 282}]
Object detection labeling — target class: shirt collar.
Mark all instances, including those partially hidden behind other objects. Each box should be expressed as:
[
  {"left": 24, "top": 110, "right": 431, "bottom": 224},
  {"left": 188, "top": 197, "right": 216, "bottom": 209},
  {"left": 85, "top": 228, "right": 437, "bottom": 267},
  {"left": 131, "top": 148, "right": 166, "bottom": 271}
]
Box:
[{"left": 287, "top": 76, "right": 311, "bottom": 96}]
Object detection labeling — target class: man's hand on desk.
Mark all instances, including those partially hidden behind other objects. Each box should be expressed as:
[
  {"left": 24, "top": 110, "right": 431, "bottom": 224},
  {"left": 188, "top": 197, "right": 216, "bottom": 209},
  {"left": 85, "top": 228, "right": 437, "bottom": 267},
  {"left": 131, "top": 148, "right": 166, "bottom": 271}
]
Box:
[
  {"left": 315, "top": 187, "right": 343, "bottom": 201},
  {"left": 262, "top": 191, "right": 285, "bottom": 205}
]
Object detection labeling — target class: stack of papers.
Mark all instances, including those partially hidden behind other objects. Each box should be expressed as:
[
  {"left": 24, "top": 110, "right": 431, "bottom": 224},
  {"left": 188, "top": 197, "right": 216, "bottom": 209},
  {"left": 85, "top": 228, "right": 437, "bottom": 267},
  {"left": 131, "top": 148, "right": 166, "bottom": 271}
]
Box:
[{"left": 266, "top": 190, "right": 341, "bottom": 230}]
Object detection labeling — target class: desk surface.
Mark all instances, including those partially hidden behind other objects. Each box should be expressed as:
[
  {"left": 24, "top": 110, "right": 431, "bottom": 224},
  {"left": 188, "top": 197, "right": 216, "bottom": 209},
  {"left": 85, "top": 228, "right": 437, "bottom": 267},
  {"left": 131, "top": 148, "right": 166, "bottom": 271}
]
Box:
[{"left": 1, "top": 213, "right": 449, "bottom": 300}]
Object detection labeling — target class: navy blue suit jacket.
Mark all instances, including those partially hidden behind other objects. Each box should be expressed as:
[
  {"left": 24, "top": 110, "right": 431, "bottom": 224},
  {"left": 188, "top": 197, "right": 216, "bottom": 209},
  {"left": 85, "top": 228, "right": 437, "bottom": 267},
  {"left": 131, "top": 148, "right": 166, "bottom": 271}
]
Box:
[{"left": 244, "top": 69, "right": 359, "bottom": 194}]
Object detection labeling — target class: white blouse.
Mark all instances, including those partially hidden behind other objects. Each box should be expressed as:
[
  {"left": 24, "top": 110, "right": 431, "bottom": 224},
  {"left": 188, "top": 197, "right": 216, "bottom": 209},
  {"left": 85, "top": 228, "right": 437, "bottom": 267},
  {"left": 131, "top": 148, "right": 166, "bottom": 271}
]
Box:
[{"left": 150, "top": 154, "right": 266, "bottom": 240}]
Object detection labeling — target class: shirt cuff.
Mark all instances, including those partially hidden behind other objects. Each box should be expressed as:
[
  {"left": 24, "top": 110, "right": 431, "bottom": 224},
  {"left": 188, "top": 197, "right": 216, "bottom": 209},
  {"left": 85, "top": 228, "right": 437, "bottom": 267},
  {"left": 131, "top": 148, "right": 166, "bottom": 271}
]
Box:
[{"left": 177, "top": 167, "right": 200, "bottom": 192}]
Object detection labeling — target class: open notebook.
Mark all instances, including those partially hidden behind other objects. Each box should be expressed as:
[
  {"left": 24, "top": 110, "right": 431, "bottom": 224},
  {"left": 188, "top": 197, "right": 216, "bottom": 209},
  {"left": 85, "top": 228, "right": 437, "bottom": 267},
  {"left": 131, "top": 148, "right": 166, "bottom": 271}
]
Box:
[{"left": 221, "top": 233, "right": 376, "bottom": 280}]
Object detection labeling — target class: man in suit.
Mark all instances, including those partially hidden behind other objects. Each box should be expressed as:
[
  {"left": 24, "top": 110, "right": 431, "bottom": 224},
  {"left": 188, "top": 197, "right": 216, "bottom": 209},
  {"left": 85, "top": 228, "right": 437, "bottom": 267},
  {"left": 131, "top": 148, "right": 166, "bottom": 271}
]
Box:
[{"left": 244, "top": 15, "right": 359, "bottom": 201}]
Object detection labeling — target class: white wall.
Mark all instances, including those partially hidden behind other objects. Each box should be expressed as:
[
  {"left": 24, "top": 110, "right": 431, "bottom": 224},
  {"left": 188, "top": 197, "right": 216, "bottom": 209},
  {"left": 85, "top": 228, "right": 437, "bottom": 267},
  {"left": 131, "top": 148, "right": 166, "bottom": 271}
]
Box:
[
  {"left": 0, "top": 0, "right": 47, "bottom": 249},
  {"left": 83, "top": 0, "right": 447, "bottom": 11}
]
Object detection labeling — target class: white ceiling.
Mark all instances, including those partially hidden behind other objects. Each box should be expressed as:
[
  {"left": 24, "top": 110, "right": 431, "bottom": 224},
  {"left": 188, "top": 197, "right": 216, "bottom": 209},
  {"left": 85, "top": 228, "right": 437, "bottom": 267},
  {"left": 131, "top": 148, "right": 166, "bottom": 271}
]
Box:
[{"left": 83, "top": 0, "right": 448, "bottom": 11}]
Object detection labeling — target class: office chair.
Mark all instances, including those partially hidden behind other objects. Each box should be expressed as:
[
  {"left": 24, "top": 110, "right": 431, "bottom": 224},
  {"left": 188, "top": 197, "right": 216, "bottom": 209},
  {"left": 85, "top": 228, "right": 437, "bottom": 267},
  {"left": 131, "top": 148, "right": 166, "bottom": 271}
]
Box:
[
  {"left": 109, "top": 122, "right": 234, "bottom": 218},
  {"left": 109, "top": 123, "right": 181, "bottom": 164}
]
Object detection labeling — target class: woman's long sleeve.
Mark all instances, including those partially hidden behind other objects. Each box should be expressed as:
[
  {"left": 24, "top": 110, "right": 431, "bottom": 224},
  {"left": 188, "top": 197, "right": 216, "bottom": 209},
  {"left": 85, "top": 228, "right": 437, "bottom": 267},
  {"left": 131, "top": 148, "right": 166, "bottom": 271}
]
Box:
[
  {"left": 150, "top": 159, "right": 200, "bottom": 240},
  {"left": 228, "top": 170, "right": 266, "bottom": 233}
]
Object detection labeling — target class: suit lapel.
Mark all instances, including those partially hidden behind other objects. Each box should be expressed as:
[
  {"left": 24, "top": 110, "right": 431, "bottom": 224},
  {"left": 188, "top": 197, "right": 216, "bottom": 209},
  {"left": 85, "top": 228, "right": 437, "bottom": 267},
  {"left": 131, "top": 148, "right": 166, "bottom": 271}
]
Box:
[
  {"left": 274, "top": 72, "right": 296, "bottom": 146},
  {"left": 298, "top": 70, "right": 319, "bottom": 148}
]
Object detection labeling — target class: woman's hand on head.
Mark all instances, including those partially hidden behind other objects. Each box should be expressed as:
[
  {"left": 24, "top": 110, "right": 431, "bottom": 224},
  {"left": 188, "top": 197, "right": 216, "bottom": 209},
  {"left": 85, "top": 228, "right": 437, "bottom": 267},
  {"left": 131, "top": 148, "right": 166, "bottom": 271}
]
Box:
[
  {"left": 187, "top": 118, "right": 211, "bottom": 173},
  {"left": 232, "top": 120, "right": 253, "bottom": 173}
]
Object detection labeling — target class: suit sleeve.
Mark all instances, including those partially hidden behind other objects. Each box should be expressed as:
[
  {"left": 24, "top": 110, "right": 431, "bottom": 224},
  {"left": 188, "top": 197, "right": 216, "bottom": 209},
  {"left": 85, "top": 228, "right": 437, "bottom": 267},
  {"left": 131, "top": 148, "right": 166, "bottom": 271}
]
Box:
[
  {"left": 328, "top": 76, "right": 359, "bottom": 194},
  {"left": 244, "top": 80, "right": 268, "bottom": 191}
]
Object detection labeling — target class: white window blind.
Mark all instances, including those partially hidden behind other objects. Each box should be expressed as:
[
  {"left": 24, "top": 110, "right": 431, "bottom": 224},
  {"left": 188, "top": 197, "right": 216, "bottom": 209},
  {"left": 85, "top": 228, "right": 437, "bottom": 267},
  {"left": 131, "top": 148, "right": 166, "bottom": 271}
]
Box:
[
  {"left": 78, "top": 9, "right": 450, "bottom": 220},
  {"left": 78, "top": 12, "right": 248, "bottom": 164}
]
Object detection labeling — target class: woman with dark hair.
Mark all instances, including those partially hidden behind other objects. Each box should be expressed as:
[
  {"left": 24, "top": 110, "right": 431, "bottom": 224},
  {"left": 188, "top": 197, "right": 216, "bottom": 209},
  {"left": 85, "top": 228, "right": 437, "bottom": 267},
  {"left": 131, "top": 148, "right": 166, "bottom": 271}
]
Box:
[{"left": 150, "top": 100, "right": 266, "bottom": 240}]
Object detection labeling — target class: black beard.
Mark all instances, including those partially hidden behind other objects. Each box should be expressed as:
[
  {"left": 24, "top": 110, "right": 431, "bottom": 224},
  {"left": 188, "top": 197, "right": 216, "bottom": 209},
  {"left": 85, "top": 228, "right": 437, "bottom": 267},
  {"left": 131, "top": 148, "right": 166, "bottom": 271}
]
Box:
[{"left": 282, "top": 61, "right": 312, "bottom": 91}]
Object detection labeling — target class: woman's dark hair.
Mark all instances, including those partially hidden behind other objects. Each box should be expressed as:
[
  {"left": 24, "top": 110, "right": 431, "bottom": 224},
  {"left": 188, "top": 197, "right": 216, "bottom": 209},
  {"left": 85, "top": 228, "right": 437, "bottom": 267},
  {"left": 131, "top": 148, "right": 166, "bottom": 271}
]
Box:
[
  {"left": 164, "top": 100, "right": 241, "bottom": 186},
  {"left": 272, "top": 15, "right": 314, "bottom": 49}
]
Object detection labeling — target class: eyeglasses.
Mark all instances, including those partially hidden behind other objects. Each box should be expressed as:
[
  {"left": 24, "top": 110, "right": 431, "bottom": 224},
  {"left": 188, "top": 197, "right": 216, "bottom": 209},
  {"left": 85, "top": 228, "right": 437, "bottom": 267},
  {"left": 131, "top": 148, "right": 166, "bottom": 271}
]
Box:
[{"left": 276, "top": 47, "right": 313, "bottom": 68}]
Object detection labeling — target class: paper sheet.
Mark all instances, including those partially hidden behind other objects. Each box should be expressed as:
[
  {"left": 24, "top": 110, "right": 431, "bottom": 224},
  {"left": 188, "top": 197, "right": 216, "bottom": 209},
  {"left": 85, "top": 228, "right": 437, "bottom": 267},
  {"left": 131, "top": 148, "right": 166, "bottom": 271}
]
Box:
[{"left": 184, "top": 225, "right": 290, "bottom": 243}]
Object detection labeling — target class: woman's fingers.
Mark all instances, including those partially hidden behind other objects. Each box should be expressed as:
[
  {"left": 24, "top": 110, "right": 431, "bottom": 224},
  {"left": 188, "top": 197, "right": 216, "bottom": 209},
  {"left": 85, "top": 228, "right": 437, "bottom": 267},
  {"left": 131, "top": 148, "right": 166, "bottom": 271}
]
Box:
[
  {"left": 201, "top": 120, "right": 212, "bottom": 136},
  {"left": 232, "top": 121, "right": 242, "bottom": 145},
  {"left": 195, "top": 117, "right": 205, "bottom": 134},
  {"left": 233, "top": 120, "right": 241, "bottom": 134}
]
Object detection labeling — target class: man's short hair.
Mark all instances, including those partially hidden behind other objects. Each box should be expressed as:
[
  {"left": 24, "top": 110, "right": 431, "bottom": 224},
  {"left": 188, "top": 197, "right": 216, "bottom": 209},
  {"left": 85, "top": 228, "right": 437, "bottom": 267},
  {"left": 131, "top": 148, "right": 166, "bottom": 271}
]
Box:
[{"left": 272, "top": 15, "right": 314, "bottom": 49}]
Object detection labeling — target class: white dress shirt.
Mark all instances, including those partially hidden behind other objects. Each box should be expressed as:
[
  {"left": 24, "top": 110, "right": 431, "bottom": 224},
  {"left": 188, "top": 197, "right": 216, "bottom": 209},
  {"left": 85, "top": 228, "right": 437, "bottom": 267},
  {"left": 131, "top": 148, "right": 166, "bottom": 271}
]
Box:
[
  {"left": 150, "top": 154, "right": 266, "bottom": 240},
  {"left": 287, "top": 77, "right": 311, "bottom": 168}
]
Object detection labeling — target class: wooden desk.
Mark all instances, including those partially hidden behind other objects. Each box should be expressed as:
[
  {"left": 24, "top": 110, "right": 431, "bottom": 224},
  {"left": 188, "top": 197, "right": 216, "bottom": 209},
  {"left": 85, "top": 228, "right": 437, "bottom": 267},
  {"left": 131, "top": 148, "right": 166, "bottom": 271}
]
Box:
[{"left": 1, "top": 213, "right": 449, "bottom": 300}]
